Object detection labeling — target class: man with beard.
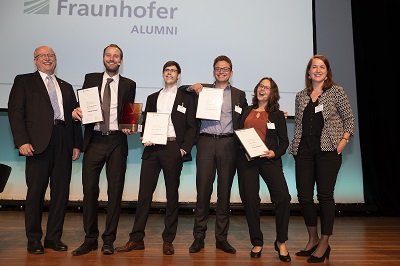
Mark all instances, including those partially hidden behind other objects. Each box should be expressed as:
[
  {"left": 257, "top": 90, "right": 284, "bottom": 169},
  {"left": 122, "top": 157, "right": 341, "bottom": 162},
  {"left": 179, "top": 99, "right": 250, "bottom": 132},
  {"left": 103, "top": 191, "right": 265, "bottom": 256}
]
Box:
[{"left": 71, "top": 44, "right": 136, "bottom": 256}]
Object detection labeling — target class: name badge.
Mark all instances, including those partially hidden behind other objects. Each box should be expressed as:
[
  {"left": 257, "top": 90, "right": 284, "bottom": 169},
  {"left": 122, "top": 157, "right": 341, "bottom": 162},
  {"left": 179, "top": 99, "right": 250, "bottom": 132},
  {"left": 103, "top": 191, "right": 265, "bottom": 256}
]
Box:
[
  {"left": 177, "top": 105, "right": 186, "bottom": 114},
  {"left": 234, "top": 105, "right": 242, "bottom": 114},
  {"left": 267, "top": 122, "right": 275, "bottom": 129},
  {"left": 315, "top": 104, "right": 323, "bottom": 113}
]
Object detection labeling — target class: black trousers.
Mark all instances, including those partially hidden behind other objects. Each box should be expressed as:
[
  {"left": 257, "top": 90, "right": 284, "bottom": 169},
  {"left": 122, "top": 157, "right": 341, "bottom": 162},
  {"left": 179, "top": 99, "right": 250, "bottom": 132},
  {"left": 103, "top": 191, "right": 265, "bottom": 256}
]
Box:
[
  {"left": 81, "top": 133, "right": 127, "bottom": 244},
  {"left": 192, "top": 135, "right": 237, "bottom": 241},
  {"left": 129, "top": 140, "right": 183, "bottom": 243},
  {"left": 237, "top": 150, "right": 291, "bottom": 246},
  {"left": 294, "top": 140, "right": 342, "bottom": 236},
  {"left": 25, "top": 124, "right": 71, "bottom": 242}
]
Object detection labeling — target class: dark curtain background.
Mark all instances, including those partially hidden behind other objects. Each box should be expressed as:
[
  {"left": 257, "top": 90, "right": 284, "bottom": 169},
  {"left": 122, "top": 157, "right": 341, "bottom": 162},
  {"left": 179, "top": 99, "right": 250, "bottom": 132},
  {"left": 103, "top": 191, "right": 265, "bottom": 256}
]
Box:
[{"left": 351, "top": 0, "right": 400, "bottom": 216}]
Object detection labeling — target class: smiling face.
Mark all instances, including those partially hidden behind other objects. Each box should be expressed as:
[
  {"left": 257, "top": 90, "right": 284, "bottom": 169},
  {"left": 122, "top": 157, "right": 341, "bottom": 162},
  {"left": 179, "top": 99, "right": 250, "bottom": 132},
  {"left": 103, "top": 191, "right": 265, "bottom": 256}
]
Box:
[
  {"left": 34, "top": 46, "right": 56, "bottom": 75},
  {"left": 162, "top": 65, "right": 180, "bottom": 87},
  {"left": 213, "top": 60, "right": 232, "bottom": 84},
  {"left": 103, "top": 46, "right": 122, "bottom": 76},
  {"left": 308, "top": 58, "right": 327, "bottom": 83},
  {"left": 256, "top": 79, "right": 271, "bottom": 103}
]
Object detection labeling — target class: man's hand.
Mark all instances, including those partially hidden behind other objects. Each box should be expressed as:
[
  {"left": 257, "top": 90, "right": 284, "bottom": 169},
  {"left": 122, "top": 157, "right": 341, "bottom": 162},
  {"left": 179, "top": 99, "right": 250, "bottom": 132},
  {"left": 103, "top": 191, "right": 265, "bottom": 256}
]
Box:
[
  {"left": 72, "top": 107, "right": 83, "bottom": 121},
  {"left": 188, "top": 83, "right": 203, "bottom": 95},
  {"left": 122, "top": 128, "right": 136, "bottom": 135},
  {"left": 143, "top": 141, "right": 155, "bottom": 147},
  {"left": 19, "top": 143, "right": 34, "bottom": 157},
  {"left": 72, "top": 148, "right": 81, "bottom": 161}
]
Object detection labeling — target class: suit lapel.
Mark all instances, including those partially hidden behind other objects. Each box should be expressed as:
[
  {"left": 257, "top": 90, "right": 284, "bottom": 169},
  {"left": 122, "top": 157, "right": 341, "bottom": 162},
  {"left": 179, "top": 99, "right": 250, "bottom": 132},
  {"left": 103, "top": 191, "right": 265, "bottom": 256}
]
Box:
[
  {"left": 33, "top": 71, "right": 53, "bottom": 108},
  {"left": 55, "top": 76, "right": 68, "bottom": 108},
  {"left": 172, "top": 90, "right": 183, "bottom": 116}
]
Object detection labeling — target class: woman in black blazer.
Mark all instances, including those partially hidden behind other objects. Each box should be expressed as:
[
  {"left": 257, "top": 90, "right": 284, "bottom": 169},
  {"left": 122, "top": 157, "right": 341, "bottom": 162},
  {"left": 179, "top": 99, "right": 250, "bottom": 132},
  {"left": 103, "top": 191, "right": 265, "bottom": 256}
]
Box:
[{"left": 237, "top": 77, "right": 291, "bottom": 262}]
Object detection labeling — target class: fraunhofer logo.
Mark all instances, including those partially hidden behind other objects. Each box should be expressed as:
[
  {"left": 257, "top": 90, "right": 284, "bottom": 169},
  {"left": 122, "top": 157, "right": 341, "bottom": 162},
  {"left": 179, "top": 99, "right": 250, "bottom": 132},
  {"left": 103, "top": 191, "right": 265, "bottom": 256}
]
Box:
[{"left": 24, "top": 0, "right": 50, "bottom": 15}]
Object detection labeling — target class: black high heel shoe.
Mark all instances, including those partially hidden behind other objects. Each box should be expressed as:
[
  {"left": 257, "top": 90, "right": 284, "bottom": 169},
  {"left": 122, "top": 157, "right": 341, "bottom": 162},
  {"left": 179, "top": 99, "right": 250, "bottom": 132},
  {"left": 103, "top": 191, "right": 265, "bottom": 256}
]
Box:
[
  {"left": 250, "top": 246, "right": 263, "bottom": 258},
  {"left": 307, "top": 245, "right": 331, "bottom": 263},
  {"left": 274, "top": 240, "right": 291, "bottom": 262},
  {"left": 295, "top": 244, "right": 318, "bottom": 256}
]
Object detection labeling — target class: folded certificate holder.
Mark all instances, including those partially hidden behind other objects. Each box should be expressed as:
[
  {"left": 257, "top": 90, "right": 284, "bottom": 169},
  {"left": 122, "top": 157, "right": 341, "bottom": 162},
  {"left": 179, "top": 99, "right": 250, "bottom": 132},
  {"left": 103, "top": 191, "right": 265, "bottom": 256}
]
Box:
[
  {"left": 119, "top": 103, "right": 143, "bottom": 132},
  {"left": 234, "top": 127, "right": 269, "bottom": 161}
]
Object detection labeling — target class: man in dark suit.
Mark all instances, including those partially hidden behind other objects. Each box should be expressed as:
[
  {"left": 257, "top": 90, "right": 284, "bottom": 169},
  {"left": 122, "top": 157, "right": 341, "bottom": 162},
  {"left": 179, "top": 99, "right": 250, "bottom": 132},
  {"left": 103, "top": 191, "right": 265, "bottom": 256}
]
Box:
[
  {"left": 115, "top": 61, "right": 197, "bottom": 255},
  {"left": 8, "top": 45, "right": 83, "bottom": 254},
  {"left": 182, "top": 55, "right": 247, "bottom": 254},
  {"left": 71, "top": 44, "right": 136, "bottom": 256}
]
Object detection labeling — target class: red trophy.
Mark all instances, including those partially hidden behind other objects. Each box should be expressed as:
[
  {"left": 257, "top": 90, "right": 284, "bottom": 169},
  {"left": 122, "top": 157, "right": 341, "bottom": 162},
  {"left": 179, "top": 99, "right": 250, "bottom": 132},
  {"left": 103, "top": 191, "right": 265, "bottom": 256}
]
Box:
[{"left": 119, "top": 103, "right": 143, "bottom": 132}]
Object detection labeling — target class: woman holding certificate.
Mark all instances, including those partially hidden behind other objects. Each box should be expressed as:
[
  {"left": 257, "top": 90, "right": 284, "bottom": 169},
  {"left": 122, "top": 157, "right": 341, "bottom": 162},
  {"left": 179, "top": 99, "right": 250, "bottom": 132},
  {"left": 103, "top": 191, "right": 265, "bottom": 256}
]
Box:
[{"left": 236, "top": 77, "right": 291, "bottom": 261}]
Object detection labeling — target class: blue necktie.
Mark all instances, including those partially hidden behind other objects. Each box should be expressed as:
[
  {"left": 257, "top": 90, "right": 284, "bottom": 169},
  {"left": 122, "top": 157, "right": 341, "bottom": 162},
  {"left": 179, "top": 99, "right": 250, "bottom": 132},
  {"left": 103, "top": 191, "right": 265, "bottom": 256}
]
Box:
[
  {"left": 46, "top": 76, "right": 61, "bottom": 119},
  {"left": 100, "top": 78, "right": 113, "bottom": 132}
]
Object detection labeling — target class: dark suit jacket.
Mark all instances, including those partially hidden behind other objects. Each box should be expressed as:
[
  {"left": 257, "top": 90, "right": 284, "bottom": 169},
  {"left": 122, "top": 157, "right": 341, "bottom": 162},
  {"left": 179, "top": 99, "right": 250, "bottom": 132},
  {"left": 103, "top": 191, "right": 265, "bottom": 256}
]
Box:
[
  {"left": 239, "top": 106, "right": 289, "bottom": 159},
  {"left": 178, "top": 83, "right": 248, "bottom": 146},
  {"left": 80, "top": 72, "right": 136, "bottom": 155},
  {"left": 141, "top": 88, "right": 197, "bottom": 162},
  {"left": 8, "top": 71, "right": 82, "bottom": 154}
]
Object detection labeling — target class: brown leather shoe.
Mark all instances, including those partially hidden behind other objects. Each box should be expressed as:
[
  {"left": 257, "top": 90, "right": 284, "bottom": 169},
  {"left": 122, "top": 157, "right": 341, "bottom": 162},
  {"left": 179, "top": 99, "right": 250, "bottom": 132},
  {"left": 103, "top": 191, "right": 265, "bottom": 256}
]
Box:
[
  {"left": 115, "top": 240, "right": 145, "bottom": 252},
  {"left": 163, "top": 242, "right": 174, "bottom": 255}
]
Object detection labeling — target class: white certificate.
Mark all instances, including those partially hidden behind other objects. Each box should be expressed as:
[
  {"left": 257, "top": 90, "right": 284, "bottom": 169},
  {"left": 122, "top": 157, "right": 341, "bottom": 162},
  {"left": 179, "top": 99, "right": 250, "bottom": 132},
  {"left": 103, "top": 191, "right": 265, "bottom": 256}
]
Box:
[
  {"left": 77, "top": 86, "right": 103, "bottom": 125},
  {"left": 142, "top": 112, "right": 170, "bottom": 145},
  {"left": 234, "top": 127, "right": 269, "bottom": 160},
  {"left": 196, "top": 87, "right": 224, "bottom": 120}
]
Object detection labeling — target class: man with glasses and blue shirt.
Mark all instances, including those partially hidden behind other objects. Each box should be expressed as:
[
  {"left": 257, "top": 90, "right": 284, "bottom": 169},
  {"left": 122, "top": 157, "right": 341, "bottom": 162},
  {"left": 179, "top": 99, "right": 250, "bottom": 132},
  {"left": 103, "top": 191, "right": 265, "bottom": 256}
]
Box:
[
  {"left": 115, "top": 60, "right": 197, "bottom": 255},
  {"left": 180, "top": 55, "right": 248, "bottom": 254},
  {"left": 8, "top": 45, "right": 83, "bottom": 254}
]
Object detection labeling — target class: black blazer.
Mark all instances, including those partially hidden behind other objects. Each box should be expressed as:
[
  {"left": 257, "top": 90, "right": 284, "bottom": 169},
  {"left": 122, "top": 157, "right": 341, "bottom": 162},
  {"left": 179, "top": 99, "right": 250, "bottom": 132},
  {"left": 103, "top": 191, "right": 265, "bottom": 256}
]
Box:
[
  {"left": 178, "top": 83, "right": 248, "bottom": 131},
  {"left": 239, "top": 106, "right": 289, "bottom": 159},
  {"left": 80, "top": 72, "right": 136, "bottom": 155},
  {"left": 8, "top": 71, "right": 82, "bottom": 154},
  {"left": 141, "top": 88, "right": 197, "bottom": 162}
]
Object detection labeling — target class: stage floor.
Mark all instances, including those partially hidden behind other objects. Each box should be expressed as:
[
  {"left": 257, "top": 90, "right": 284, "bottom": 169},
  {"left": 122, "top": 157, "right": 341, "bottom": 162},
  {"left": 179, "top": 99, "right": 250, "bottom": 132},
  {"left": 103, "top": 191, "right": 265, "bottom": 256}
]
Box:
[{"left": 0, "top": 210, "right": 399, "bottom": 265}]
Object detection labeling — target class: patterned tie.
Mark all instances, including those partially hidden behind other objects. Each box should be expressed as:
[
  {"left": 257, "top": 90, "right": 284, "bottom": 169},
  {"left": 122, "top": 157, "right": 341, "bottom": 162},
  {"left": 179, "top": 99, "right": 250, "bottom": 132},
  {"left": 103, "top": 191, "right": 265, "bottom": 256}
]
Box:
[
  {"left": 100, "top": 78, "right": 113, "bottom": 132},
  {"left": 46, "top": 76, "right": 61, "bottom": 119}
]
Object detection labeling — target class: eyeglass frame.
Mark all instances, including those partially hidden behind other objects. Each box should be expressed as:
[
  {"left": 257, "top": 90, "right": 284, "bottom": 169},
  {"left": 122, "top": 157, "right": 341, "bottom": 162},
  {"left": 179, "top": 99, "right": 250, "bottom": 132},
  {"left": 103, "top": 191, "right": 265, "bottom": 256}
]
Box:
[
  {"left": 214, "top": 67, "right": 231, "bottom": 72},
  {"left": 258, "top": 84, "right": 271, "bottom": 90},
  {"left": 34, "top": 53, "right": 56, "bottom": 59},
  {"left": 164, "top": 68, "right": 178, "bottom": 73}
]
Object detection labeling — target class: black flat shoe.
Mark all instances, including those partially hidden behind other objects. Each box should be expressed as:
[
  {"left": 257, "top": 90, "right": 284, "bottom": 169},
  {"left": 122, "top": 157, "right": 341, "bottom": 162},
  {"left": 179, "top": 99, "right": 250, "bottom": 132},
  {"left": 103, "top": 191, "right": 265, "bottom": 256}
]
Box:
[
  {"left": 101, "top": 242, "right": 114, "bottom": 255},
  {"left": 27, "top": 240, "right": 44, "bottom": 254},
  {"left": 72, "top": 241, "right": 98, "bottom": 256},
  {"left": 189, "top": 238, "right": 204, "bottom": 253},
  {"left": 250, "top": 246, "right": 262, "bottom": 258},
  {"left": 44, "top": 240, "right": 68, "bottom": 251},
  {"left": 307, "top": 245, "right": 331, "bottom": 263},
  {"left": 274, "top": 240, "right": 291, "bottom": 262},
  {"left": 216, "top": 240, "right": 236, "bottom": 254},
  {"left": 295, "top": 243, "right": 318, "bottom": 256}
]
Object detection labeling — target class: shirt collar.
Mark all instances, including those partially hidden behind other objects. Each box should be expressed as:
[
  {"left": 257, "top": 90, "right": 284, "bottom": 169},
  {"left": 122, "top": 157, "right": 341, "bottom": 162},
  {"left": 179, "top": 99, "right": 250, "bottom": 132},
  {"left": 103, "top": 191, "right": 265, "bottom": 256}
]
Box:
[
  {"left": 212, "top": 81, "right": 231, "bottom": 91},
  {"left": 161, "top": 85, "right": 177, "bottom": 93},
  {"left": 103, "top": 73, "right": 120, "bottom": 83}
]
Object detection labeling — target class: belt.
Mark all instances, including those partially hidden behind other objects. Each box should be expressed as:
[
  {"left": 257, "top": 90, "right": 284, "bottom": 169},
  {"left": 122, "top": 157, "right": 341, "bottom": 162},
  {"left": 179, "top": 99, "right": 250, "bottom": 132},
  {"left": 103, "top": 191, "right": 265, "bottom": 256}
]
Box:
[
  {"left": 54, "top": 119, "right": 65, "bottom": 125},
  {"left": 93, "top": 130, "right": 119, "bottom": 136},
  {"left": 167, "top": 137, "right": 176, "bottom": 141},
  {"left": 199, "top": 133, "right": 234, "bottom": 138}
]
